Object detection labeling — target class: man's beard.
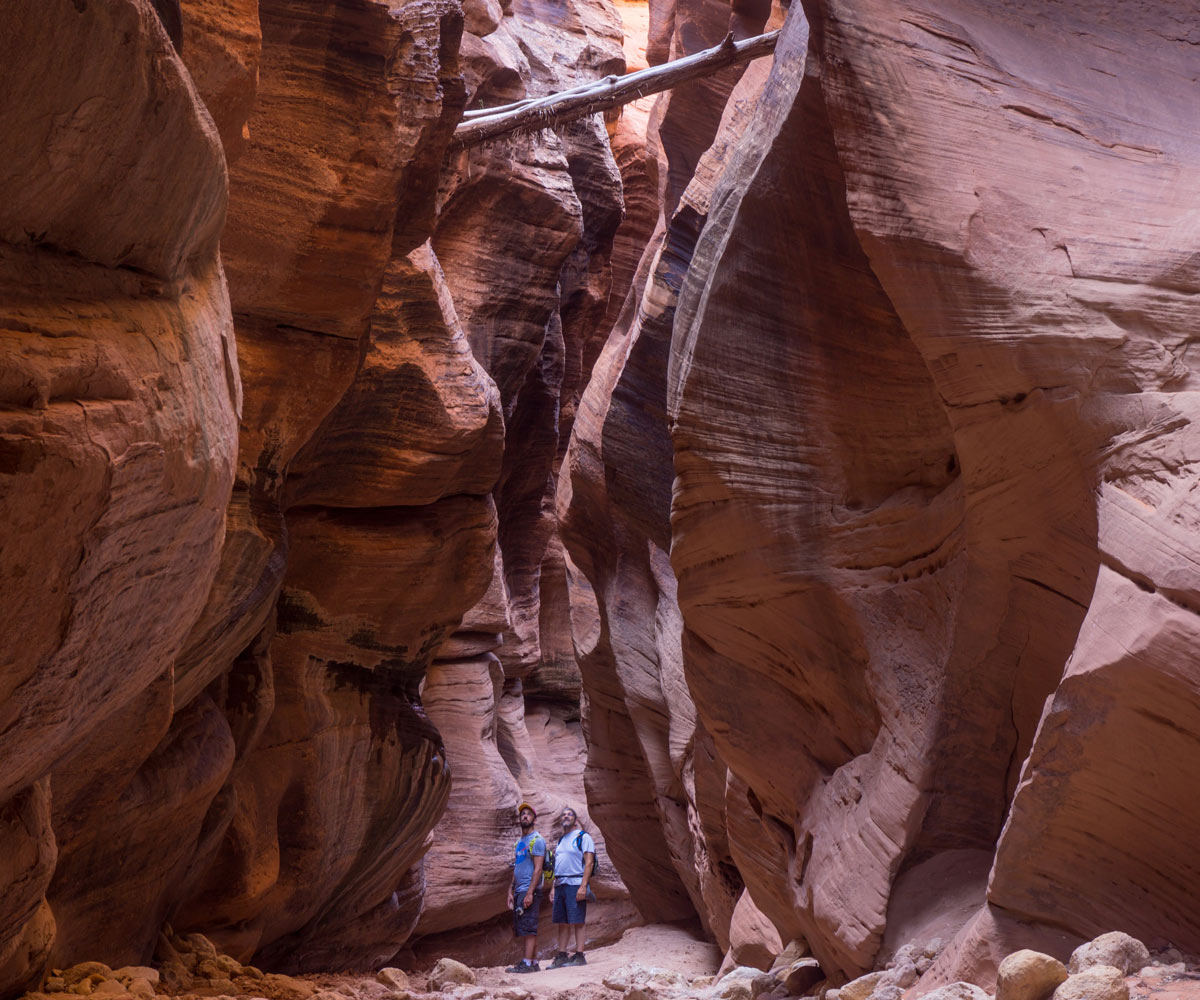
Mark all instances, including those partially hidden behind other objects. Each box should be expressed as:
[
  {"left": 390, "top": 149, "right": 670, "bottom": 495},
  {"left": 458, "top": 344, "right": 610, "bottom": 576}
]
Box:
[{"left": 520, "top": 819, "right": 534, "bottom": 830}]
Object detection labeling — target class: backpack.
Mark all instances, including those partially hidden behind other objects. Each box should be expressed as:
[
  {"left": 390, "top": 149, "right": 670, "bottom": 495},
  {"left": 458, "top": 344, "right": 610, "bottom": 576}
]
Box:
[
  {"left": 517, "top": 832, "right": 548, "bottom": 885},
  {"left": 575, "top": 831, "right": 601, "bottom": 877}
]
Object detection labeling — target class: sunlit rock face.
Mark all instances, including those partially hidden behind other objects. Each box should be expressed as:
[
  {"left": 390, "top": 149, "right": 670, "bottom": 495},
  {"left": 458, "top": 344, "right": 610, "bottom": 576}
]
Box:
[
  {"left": 170, "top": 0, "right": 499, "bottom": 966},
  {"left": 653, "top": 0, "right": 771, "bottom": 215},
  {"left": 671, "top": 0, "right": 1200, "bottom": 983},
  {"left": 411, "top": 0, "right": 649, "bottom": 959},
  {"left": 1, "top": 0, "right": 505, "bottom": 985},
  {"left": 558, "top": 0, "right": 796, "bottom": 955},
  {"left": 0, "top": 2, "right": 237, "bottom": 992}
]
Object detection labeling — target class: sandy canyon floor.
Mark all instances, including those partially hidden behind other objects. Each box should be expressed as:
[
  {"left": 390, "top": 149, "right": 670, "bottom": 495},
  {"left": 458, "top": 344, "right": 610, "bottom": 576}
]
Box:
[{"left": 22, "top": 923, "right": 1200, "bottom": 1000}]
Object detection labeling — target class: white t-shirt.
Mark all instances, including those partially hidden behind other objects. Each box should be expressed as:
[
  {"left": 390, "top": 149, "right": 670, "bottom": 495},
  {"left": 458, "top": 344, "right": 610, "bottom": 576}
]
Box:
[{"left": 554, "top": 828, "right": 596, "bottom": 884}]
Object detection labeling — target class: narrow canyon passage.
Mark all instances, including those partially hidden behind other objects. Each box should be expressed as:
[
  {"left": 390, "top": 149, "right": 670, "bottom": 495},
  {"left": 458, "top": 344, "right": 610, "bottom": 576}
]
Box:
[{"left": 2, "top": 2, "right": 1200, "bottom": 1000}]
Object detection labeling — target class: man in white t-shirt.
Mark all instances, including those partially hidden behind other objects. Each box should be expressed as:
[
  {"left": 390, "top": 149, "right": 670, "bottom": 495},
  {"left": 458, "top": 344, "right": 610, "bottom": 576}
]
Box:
[{"left": 548, "top": 806, "right": 595, "bottom": 967}]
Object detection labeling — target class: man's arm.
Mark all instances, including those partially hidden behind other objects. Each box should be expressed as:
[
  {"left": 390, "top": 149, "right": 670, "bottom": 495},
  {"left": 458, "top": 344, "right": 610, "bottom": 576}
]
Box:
[{"left": 576, "top": 850, "right": 595, "bottom": 901}]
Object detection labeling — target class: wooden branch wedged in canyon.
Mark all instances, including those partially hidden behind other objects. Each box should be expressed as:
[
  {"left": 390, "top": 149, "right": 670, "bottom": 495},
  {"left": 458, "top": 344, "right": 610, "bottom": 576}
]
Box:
[{"left": 450, "top": 29, "right": 781, "bottom": 149}]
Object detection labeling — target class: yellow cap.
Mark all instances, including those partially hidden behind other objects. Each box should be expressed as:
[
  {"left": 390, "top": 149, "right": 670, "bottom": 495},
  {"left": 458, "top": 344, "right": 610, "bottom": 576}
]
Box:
[{"left": 518, "top": 801, "right": 537, "bottom": 817}]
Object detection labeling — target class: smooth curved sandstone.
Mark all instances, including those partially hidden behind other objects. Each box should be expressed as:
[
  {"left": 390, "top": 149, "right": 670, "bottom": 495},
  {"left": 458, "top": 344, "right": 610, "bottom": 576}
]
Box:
[
  {"left": 0, "top": 3, "right": 237, "bottom": 990},
  {"left": 286, "top": 244, "right": 503, "bottom": 510},
  {"left": 669, "top": 0, "right": 1200, "bottom": 980},
  {"left": 168, "top": 0, "right": 482, "bottom": 972},
  {"left": 0, "top": 0, "right": 237, "bottom": 802},
  {"left": 813, "top": 0, "right": 1200, "bottom": 966},
  {"left": 180, "top": 496, "right": 496, "bottom": 968},
  {"left": 674, "top": 5, "right": 948, "bottom": 971},
  {"left": 653, "top": 0, "right": 768, "bottom": 215},
  {"left": 413, "top": 0, "right": 644, "bottom": 954},
  {"left": 0, "top": 2, "right": 226, "bottom": 278},
  {"left": 9, "top": 0, "right": 1200, "bottom": 986},
  {"left": 2, "top": 0, "right": 505, "bottom": 983},
  {"left": 48, "top": 692, "right": 236, "bottom": 969},
  {"left": 559, "top": 0, "right": 794, "bottom": 947},
  {"left": 0, "top": 786, "right": 55, "bottom": 996}
]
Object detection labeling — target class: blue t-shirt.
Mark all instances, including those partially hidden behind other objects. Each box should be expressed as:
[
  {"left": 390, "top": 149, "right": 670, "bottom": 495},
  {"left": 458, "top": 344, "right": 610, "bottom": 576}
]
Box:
[
  {"left": 512, "top": 831, "right": 545, "bottom": 894},
  {"left": 553, "top": 829, "right": 595, "bottom": 884}
]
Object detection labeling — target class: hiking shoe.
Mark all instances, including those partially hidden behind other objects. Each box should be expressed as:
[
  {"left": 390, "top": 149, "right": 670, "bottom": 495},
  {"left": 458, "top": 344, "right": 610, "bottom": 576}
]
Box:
[
  {"left": 549, "top": 952, "right": 570, "bottom": 969},
  {"left": 507, "top": 961, "right": 540, "bottom": 973},
  {"left": 567, "top": 952, "right": 587, "bottom": 966}
]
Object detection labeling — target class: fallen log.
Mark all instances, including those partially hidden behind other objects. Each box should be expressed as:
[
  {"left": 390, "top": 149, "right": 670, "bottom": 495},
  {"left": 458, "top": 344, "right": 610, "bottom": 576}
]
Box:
[{"left": 450, "top": 29, "right": 781, "bottom": 150}]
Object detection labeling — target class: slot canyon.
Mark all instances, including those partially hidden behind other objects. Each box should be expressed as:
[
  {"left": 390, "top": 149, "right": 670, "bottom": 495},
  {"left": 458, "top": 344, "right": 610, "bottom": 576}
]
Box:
[{"left": 1, "top": 2, "right": 1199, "bottom": 1000}]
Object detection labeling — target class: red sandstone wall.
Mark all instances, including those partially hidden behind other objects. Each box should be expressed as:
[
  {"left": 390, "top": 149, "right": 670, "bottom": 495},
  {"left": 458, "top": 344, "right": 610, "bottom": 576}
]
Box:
[
  {"left": 1, "top": 0, "right": 498, "bottom": 989},
  {"left": 2, "top": 0, "right": 654, "bottom": 988},
  {"left": 667, "top": 0, "right": 1200, "bottom": 982},
  {"left": 410, "top": 0, "right": 650, "bottom": 962},
  {"left": 6, "top": 0, "right": 1200, "bottom": 992}
]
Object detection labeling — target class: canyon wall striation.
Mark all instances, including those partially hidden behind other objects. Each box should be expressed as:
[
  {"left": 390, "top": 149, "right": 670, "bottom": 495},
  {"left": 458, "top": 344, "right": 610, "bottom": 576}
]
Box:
[
  {"left": 5, "top": 0, "right": 1200, "bottom": 994},
  {"left": 0, "top": 0, "right": 647, "bottom": 990},
  {"left": 411, "top": 0, "right": 650, "bottom": 962},
  {"left": 658, "top": 0, "right": 1200, "bottom": 987}
]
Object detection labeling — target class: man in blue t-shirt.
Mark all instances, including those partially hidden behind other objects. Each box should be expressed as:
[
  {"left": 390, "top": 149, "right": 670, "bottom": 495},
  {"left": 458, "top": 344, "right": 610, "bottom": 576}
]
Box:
[
  {"left": 506, "top": 801, "right": 545, "bottom": 973},
  {"left": 548, "top": 805, "right": 595, "bottom": 967}
]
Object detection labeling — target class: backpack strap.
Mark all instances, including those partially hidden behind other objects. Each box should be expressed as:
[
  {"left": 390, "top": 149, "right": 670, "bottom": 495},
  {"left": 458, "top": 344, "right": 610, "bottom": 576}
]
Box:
[{"left": 516, "top": 832, "right": 542, "bottom": 856}]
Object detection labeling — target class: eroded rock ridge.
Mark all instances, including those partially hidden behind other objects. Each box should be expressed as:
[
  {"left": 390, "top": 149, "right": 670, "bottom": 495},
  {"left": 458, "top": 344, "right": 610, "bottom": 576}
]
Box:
[{"left": 3, "top": 0, "right": 1200, "bottom": 995}]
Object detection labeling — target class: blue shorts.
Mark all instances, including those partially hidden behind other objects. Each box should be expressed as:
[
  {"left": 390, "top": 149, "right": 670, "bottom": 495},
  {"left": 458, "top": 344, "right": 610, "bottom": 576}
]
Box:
[
  {"left": 513, "top": 888, "right": 541, "bottom": 937},
  {"left": 552, "top": 884, "right": 588, "bottom": 925}
]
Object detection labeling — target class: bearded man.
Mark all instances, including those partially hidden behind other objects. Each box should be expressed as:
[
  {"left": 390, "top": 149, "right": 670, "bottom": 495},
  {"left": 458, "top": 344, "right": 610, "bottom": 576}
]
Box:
[
  {"left": 505, "top": 801, "right": 545, "bottom": 973},
  {"left": 548, "top": 806, "right": 595, "bottom": 968}
]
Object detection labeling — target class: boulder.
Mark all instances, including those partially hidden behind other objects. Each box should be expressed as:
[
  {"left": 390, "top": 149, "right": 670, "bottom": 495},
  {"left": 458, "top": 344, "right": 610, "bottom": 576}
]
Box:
[
  {"left": 771, "top": 941, "right": 809, "bottom": 973},
  {"left": 377, "top": 969, "right": 411, "bottom": 991},
  {"left": 428, "top": 958, "right": 476, "bottom": 990},
  {"left": 1052, "top": 967, "right": 1129, "bottom": 1000},
  {"left": 840, "top": 972, "right": 886, "bottom": 1000},
  {"left": 996, "top": 950, "right": 1069, "bottom": 1000},
  {"left": 61, "top": 967, "right": 114, "bottom": 988},
  {"left": 920, "top": 984, "right": 991, "bottom": 1000},
  {"left": 111, "top": 969, "right": 159, "bottom": 987},
  {"left": 1068, "top": 934, "right": 1150, "bottom": 976},
  {"left": 782, "top": 958, "right": 823, "bottom": 996},
  {"left": 711, "top": 967, "right": 763, "bottom": 1000},
  {"left": 883, "top": 960, "right": 918, "bottom": 990}
]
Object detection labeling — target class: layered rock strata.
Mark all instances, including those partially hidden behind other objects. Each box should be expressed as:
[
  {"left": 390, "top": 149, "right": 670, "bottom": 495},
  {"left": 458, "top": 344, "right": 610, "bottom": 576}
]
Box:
[
  {"left": 413, "top": 0, "right": 648, "bottom": 957},
  {"left": 169, "top": 0, "right": 499, "bottom": 971},
  {"left": 1, "top": 0, "right": 507, "bottom": 988},
  {"left": 9, "top": 0, "right": 1198, "bottom": 990},
  {"left": 0, "top": 1, "right": 237, "bottom": 991},
  {"left": 668, "top": 0, "right": 1200, "bottom": 983},
  {"left": 559, "top": 0, "right": 790, "bottom": 956}
]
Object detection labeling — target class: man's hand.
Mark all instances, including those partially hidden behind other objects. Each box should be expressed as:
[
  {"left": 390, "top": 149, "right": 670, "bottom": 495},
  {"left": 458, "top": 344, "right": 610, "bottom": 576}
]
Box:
[
  {"left": 575, "top": 884, "right": 587, "bottom": 902},
  {"left": 507, "top": 888, "right": 514, "bottom": 909},
  {"left": 549, "top": 884, "right": 556, "bottom": 902},
  {"left": 523, "top": 888, "right": 534, "bottom": 910}
]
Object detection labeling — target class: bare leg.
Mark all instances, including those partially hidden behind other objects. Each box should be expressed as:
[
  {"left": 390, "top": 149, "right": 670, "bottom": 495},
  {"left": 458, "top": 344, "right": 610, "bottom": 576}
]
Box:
[
  {"left": 524, "top": 935, "right": 538, "bottom": 962},
  {"left": 557, "top": 924, "right": 570, "bottom": 953},
  {"left": 574, "top": 924, "right": 586, "bottom": 953}
]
